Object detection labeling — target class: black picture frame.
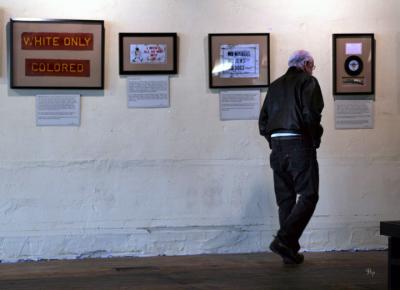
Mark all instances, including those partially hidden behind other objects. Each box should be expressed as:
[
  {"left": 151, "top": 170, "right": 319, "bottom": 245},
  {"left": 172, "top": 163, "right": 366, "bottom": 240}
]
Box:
[
  {"left": 333, "top": 33, "right": 375, "bottom": 95},
  {"left": 119, "top": 33, "right": 178, "bottom": 75},
  {"left": 10, "top": 18, "right": 105, "bottom": 89},
  {"left": 208, "top": 33, "right": 270, "bottom": 89}
]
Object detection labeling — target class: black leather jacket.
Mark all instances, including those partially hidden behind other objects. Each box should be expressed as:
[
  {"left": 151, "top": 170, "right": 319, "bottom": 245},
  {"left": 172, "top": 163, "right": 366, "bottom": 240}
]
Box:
[{"left": 259, "top": 67, "right": 324, "bottom": 148}]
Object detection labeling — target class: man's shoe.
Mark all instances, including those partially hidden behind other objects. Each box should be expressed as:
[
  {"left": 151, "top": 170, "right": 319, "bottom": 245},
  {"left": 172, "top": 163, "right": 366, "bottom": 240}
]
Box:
[
  {"left": 283, "top": 253, "right": 304, "bottom": 265},
  {"left": 269, "top": 237, "right": 304, "bottom": 265}
]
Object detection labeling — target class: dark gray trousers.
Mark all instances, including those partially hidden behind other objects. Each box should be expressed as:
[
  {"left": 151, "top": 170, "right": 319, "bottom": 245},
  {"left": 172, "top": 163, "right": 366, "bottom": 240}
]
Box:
[{"left": 270, "top": 136, "right": 319, "bottom": 253}]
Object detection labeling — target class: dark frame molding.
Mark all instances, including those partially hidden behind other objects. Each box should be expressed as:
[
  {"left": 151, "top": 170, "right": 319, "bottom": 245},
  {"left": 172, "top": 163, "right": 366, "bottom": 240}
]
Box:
[
  {"left": 332, "top": 33, "right": 375, "bottom": 95},
  {"left": 119, "top": 32, "right": 178, "bottom": 75},
  {"left": 208, "top": 33, "right": 270, "bottom": 89},
  {"left": 10, "top": 18, "right": 105, "bottom": 90}
]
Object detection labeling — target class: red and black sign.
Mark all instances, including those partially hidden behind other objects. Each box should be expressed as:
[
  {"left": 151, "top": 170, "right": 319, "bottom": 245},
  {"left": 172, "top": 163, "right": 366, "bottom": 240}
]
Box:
[
  {"left": 25, "top": 59, "right": 90, "bottom": 77},
  {"left": 21, "top": 32, "right": 94, "bottom": 50}
]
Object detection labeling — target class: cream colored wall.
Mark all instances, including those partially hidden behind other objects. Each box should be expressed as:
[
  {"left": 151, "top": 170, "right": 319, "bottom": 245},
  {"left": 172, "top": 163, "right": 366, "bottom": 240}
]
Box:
[{"left": 0, "top": 0, "right": 399, "bottom": 261}]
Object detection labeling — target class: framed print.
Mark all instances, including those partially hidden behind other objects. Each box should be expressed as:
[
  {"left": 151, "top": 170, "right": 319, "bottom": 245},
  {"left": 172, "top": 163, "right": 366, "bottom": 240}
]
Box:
[
  {"left": 333, "top": 33, "right": 375, "bottom": 95},
  {"left": 10, "top": 18, "right": 104, "bottom": 89},
  {"left": 208, "top": 33, "right": 270, "bottom": 88},
  {"left": 119, "top": 33, "right": 177, "bottom": 75}
]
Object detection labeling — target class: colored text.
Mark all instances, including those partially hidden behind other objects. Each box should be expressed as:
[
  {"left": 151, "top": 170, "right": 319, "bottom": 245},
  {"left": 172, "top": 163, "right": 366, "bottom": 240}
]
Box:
[
  {"left": 21, "top": 33, "right": 93, "bottom": 50},
  {"left": 25, "top": 59, "right": 90, "bottom": 77}
]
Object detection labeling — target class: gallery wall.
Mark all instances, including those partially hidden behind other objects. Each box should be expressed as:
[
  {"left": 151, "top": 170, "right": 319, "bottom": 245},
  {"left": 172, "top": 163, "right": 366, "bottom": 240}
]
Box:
[{"left": 0, "top": 0, "right": 399, "bottom": 262}]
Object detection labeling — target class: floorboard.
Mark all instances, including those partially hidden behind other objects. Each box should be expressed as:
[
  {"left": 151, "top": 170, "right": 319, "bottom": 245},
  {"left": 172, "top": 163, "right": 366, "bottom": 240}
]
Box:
[{"left": 0, "top": 251, "right": 387, "bottom": 289}]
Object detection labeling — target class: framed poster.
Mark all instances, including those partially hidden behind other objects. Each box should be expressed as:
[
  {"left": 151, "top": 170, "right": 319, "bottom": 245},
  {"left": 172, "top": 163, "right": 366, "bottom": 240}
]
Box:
[
  {"left": 333, "top": 33, "right": 375, "bottom": 95},
  {"left": 119, "top": 33, "right": 177, "bottom": 75},
  {"left": 208, "top": 33, "right": 270, "bottom": 88},
  {"left": 10, "top": 18, "right": 104, "bottom": 89}
]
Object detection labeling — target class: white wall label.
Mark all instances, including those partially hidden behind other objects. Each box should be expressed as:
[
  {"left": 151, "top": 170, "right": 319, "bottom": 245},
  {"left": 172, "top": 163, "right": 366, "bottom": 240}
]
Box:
[
  {"left": 219, "top": 90, "right": 260, "bottom": 120},
  {"left": 36, "top": 94, "right": 80, "bottom": 126},
  {"left": 335, "top": 99, "right": 373, "bottom": 129},
  {"left": 127, "top": 75, "right": 169, "bottom": 108}
]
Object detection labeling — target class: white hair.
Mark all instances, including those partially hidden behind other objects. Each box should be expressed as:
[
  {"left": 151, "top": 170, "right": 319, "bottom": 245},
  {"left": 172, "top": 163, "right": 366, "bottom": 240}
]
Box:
[{"left": 288, "top": 50, "right": 314, "bottom": 69}]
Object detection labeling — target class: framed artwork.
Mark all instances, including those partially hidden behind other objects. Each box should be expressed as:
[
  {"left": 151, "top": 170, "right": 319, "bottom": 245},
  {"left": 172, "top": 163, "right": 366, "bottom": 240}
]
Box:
[
  {"left": 10, "top": 18, "right": 105, "bottom": 89},
  {"left": 333, "top": 33, "right": 375, "bottom": 95},
  {"left": 119, "top": 33, "right": 177, "bottom": 75},
  {"left": 208, "top": 33, "right": 270, "bottom": 88}
]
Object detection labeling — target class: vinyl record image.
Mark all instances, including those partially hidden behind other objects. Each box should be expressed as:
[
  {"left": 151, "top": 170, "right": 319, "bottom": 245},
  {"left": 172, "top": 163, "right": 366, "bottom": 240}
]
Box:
[{"left": 344, "top": 55, "right": 363, "bottom": 76}]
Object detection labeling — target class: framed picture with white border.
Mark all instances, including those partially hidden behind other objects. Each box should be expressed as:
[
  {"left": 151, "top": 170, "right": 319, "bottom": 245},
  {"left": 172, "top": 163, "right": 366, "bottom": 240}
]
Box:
[{"left": 208, "top": 33, "right": 270, "bottom": 88}]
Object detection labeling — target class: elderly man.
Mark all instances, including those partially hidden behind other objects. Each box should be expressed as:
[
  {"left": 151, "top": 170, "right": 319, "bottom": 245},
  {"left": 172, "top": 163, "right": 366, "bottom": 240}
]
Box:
[{"left": 259, "top": 50, "right": 324, "bottom": 264}]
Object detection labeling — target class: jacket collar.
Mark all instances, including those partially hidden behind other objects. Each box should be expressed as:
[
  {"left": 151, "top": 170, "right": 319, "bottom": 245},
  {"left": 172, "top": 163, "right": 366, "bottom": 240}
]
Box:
[{"left": 286, "top": 66, "right": 304, "bottom": 74}]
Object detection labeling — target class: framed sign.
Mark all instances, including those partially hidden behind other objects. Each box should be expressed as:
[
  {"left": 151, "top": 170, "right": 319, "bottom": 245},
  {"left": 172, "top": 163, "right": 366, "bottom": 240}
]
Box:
[
  {"left": 333, "top": 33, "right": 375, "bottom": 95},
  {"left": 208, "top": 33, "right": 270, "bottom": 88},
  {"left": 10, "top": 18, "right": 104, "bottom": 89},
  {"left": 119, "top": 33, "right": 177, "bottom": 75}
]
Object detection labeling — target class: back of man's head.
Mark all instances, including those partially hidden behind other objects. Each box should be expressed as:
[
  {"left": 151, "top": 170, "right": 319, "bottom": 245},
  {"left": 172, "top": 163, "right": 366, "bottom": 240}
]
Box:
[{"left": 288, "top": 50, "right": 313, "bottom": 69}]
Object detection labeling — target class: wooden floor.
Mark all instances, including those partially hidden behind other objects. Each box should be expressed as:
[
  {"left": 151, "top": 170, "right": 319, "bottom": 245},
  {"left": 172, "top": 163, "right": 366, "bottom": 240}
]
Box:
[{"left": 0, "top": 251, "right": 387, "bottom": 289}]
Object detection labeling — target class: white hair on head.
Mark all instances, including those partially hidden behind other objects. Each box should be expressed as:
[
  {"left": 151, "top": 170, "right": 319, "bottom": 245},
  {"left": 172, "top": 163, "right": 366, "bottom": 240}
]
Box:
[{"left": 288, "top": 50, "right": 313, "bottom": 69}]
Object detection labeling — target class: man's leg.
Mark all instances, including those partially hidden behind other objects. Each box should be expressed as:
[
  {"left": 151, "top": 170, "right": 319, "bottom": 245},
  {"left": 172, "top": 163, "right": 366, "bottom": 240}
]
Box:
[
  {"left": 273, "top": 170, "right": 297, "bottom": 229},
  {"left": 269, "top": 148, "right": 303, "bottom": 263},
  {"left": 279, "top": 148, "right": 319, "bottom": 251},
  {"left": 270, "top": 182, "right": 305, "bottom": 265}
]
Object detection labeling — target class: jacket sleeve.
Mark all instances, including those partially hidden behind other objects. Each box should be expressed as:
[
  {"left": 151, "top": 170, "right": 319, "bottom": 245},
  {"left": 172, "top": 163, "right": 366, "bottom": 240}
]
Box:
[
  {"left": 259, "top": 92, "right": 272, "bottom": 148},
  {"left": 301, "top": 77, "right": 324, "bottom": 148}
]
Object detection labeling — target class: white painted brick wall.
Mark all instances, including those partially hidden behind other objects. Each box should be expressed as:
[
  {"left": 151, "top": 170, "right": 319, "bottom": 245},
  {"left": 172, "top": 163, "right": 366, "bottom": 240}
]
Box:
[{"left": 0, "top": 0, "right": 399, "bottom": 262}]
